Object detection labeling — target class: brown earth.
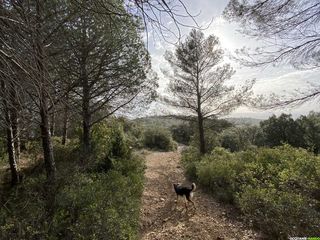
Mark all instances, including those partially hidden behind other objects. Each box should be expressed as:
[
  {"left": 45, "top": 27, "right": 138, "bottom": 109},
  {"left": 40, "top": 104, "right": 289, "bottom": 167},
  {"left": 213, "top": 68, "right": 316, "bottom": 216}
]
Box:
[{"left": 139, "top": 148, "right": 265, "bottom": 240}]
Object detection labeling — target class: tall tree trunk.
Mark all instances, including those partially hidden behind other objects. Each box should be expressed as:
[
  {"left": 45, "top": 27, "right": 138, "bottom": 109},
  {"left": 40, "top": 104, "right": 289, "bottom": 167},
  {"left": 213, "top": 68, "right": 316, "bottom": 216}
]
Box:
[
  {"left": 11, "top": 109, "right": 20, "bottom": 162},
  {"left": 197, "top": 112, "right": 206, "bottom": 154},
  {"left": 80, "top": 18, "right": 91, "bottom": 155},
  {"left": 1, "top": 80, "right": 19, "bottom": 186},
  {"left": 82, "top": 75, "right": 91, "bottom": 154},
  {"left": 6, "top": 119, "right": 19, "bottom": 186},
  {"left": 36, "top": 0, "right": 56, "bottom": 182},
  {"left": 10, "top": 83, "right": 20, "bottom": 162},
  {"left": 40, "top": 98, "right": 56, "bottom": 181},
  {"left": 61, "top": 96, "right": 69, "bottom": 145},
  {"left": 196, "top": 70, "right": 206, "bottom": 155},
  {"left": 50, "top": 110, "right": 55, "bottom": 137}
]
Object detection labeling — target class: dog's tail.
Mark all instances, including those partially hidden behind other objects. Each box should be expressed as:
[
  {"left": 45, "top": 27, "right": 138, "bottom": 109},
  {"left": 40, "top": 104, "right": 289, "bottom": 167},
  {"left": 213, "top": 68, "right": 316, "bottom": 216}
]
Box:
[{"left": 191, "top": 182, "right": 196, "bottom": 192}]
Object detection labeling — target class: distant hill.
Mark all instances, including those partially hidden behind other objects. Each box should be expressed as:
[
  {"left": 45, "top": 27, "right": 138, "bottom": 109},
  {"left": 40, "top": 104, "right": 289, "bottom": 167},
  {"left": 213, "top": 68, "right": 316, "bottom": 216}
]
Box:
[
  {"left": 133, "top": 115, "right": 188, "bottom": 129},
  {"left": 133, "top": 115, "right": 264, "bottom": 128},
  {"left": 224, "top": 117, "right": 263, "bottom": 126}
]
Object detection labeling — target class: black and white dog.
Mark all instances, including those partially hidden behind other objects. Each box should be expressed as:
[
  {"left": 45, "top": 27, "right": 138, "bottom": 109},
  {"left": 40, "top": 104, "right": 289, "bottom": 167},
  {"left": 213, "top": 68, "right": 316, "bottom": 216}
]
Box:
[{"left": 173, "top": 182, "right": 196, "bottom": 210}]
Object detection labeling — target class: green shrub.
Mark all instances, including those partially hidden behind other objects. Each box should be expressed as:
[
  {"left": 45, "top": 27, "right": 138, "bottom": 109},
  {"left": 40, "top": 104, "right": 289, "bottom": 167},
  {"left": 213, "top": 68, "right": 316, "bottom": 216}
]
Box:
[
  {"left": 170, "top": 124, "right": 193, "bottom": 145},
  {"left": 183, "top": 145, "right": 320, "bottom": 238},
  {"left": 197, "top": 148, "right": 242, "bottom": 203},
  {"left": 220, "top": 129, "right": 242, "bottom": 152},
  {"left": 0, "top": 173, "right": 51, "bottom": 240},
  {"left": 237, "top": 186, "right": 320, "bottom": 239},
  {"left": 0, "top": 119, "right": 145, "bottom": 240},
  {"left": 190, "top": 129, "right": 221, "bottom": 153},
  {"left": 143, "top": 128, "right": 177, "bottom": 151},
  {"left": 91, "top": 120, "right": 130, "bottom": 171},
  {"left": 24, "top": 140, "right": 42, "bottom": 160},
  {"left": 53, "top": 169, "right": 143, "bottom": 240},
  {"left": 181, "top": 147, "right": 201, "bottom": 180},
  {"left": 120, "top": 118, "right": 144, "bottom": 149}
]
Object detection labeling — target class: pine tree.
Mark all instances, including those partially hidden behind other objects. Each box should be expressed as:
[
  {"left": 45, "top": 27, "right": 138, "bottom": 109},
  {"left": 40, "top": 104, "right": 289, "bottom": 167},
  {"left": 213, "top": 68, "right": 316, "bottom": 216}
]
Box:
[{"left": 165, "top": 29, "right": 254, "bottom": 154}]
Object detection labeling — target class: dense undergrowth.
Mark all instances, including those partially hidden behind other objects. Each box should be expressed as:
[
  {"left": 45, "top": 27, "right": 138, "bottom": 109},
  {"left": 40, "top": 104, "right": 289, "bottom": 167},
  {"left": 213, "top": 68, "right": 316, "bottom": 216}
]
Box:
[
  {"left": 0, "top": 120, "right": 144, "bottom": 240},
  {"left": 182, "top": 145, "right": 320, "bottom": 239},
  {"left": 143, "top": 127, "right": 177, "bottom": 151}
]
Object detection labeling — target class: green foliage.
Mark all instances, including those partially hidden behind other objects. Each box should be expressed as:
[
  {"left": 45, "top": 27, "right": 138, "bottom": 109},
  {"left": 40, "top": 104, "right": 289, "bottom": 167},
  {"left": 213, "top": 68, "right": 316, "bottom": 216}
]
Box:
[
  {"left": 170, "top": 124, "right": 193, "bottom": 145},
  {"left": 90, "top": 120, "right": 130, "bottom": 171},
  {"left": 189, "top": 118, "right": 233, "bottom": 153},
  {"left": 53, "top": 138, "right": 80, "bottom": 164},
  {"left": 183, "top": 145, "right": 320, "bottom": 238},
  {"left": 260, "top": 114, "right": 305, "bottom": 148},
  {"left": 0, "top": 119, "right": 145, "bottom": 240},
  {"left": 120, "top": 118, "right": 144, "bottom": 149},
  {"left": 219, "top": 128, "right": 243, "bottom": 152},
  {"left": 196, "top": 148, "right": 241, "bottom": 202},
  {"left": 181, "top": 147, "right": 202, "bottom": 180},
  {"left": 238, "top": 187, "right": 320, "bottom": 239},
  {"left": 219, "top": 126, "right": 263, "bottom": 152},
  {"left": 53, "top": 168, "right": 143, "bottom": 240},
  {"left": 297, "top": 112, "right": 320, "bottom": 153},
  {"left": 25, "top": 140, "right": 42, "bottom": 159},
  {"left": 143, "top": 127, "right": 177, "bottom": 151}
]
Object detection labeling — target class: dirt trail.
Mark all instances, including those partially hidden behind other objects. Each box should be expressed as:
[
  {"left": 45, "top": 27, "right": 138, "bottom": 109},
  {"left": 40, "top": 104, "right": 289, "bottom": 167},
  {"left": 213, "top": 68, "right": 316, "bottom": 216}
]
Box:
[{"left": 139, "top": 148, "right": 264, "bottom": 240}]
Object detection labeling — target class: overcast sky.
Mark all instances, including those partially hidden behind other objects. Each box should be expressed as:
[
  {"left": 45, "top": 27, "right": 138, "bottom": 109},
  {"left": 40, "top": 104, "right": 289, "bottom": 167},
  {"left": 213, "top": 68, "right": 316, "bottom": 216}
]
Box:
[{"left": 142, "top": 0, "right": 320, "bottom": 119}]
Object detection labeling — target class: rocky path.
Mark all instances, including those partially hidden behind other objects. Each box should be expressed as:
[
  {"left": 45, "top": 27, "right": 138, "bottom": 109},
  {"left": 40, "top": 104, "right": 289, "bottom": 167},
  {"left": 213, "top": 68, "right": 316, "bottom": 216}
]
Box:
[{"left": 139, "top": 149, "right": 265, "bottom": 240}]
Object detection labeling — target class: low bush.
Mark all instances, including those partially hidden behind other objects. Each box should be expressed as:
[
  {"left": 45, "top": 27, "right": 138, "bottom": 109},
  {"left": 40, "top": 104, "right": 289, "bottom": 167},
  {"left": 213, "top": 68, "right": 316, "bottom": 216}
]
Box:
[
  {"left": 53, "top": 168, "right": 143, "bottom": 240},
  {"left": 119, "top": 118, "right": 144, "bottom": 149},
  {"left": 143, "top": 128, "right": 177, "bottom": 151},
  {"left": 182, "top": 145, "right": 320, "bottom": 238},
  {"left": 0, "top": 120, "right": 145, "bottom": 240},
  {"left": 197, "top": 148, "right": 242, "bottom": 203},
  {"left": 170, "top": 124, "right": 193, "bottom": 145},
  {"left": 181, "top": 147, "right": 201, "bottom": 180}
]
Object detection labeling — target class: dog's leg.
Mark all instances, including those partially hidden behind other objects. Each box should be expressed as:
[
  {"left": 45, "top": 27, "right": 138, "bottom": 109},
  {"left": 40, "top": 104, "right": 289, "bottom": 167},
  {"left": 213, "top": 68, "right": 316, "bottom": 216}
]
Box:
[
  {"left": 186, "top": 194, "right": 196, "bottom": 210},
  {"left": 184, "top": 196, "right": 188, "bottom": 211},
  {"left": 174, "top": 194, "right": 178, "bottom": 210},
  {"left": 190, "top": 199, "right": 196, "bottom": 210}
]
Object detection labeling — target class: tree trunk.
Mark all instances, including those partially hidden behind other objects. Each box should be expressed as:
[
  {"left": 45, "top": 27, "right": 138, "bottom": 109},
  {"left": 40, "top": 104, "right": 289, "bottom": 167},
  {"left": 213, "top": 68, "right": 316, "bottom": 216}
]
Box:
[
  {"left": 36, "top": 0, "right": 56, "bottom": 182},
  {"left": 61, "top": 96, "right": 69, "bottom": 145},
  {"left": 196, "top": 70, "right": 205, "bottom": 154},
  {"left": 40, "top": 99, "right": 56, "bottom": 181},
  {"left": 10, "top": 83, "right": 20, "bottom": 162},
  {"left": 80, "top": 18, "right": 91, "bottom": 155},
  {"left": 50, "top": 110, "right": 55, "bottom": 137},
  {"left": 82, "top": 82, "right": 91, "bottom": 154},
  {"left": 6, "top": 120, "right": 19, "bottom": 186},
  {"left": 11, "top": 109, "right": 20, "bottom": 162},
  {"left": 1, "top": 80, "right": 19, "bottom": 186},
  {"left": 197, "top": 112, "right": 206, "bottom": 154},
  {"left": 81, "top": 60, "right": 91, "bottom": 154}
]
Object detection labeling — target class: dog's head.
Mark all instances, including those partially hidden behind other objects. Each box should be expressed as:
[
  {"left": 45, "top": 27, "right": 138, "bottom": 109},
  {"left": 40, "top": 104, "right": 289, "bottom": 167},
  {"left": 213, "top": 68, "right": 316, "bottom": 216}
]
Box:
[{"left": 173, "top": 183, "right": 180, "bottom": 190}]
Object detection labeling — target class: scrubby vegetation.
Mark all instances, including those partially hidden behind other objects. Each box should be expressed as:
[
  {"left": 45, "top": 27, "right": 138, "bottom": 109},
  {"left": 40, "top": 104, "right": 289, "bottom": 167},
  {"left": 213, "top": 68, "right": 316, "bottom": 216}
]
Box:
[
  {"left": 182, "top": 145, "right": 320, "bottom": 238},
  {"left": 181, "top": 112, "right": 320, "bottom": 239},
  {"left": 170, "top": 124, "right": 194, "bottom": 145},
  {"left": 0, "top": 120, "right": 144, "bottom": 240},
  {"left": 183, "top": 112, "right": 320, "bottom": 154},
  {"left": 143, "top": 127, "right": 177, "bottom": 151}
]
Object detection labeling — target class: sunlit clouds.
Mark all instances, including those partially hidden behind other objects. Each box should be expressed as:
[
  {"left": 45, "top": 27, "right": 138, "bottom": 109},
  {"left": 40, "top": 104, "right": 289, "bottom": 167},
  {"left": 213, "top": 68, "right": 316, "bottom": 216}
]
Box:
[{"left": 143, "top": 0, "right": 320, "bottom": 119}]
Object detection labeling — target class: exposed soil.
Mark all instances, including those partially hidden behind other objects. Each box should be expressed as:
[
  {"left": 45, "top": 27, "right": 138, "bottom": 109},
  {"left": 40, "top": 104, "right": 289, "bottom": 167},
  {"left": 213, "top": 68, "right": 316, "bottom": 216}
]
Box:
[{"left": 139, "top": 148, "right": 265, "bottom": 240}]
